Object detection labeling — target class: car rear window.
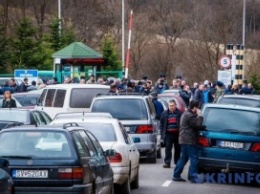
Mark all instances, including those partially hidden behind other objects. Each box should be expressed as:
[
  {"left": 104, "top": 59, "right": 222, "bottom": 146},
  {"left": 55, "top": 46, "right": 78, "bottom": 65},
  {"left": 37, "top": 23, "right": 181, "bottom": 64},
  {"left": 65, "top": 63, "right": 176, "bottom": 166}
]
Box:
[
  {"left": 92, "top": 99, "right": 148, "bottom": 120},
  {"left": 0, "top": 131, "right": 72, "bottom": 158},
  {"left": 218, "top": 98, "right": 260, "bottom": 107},
  {"left": 82, "top": 123, "right": 116, "bottom": 142},
  {"left": 203, "top": 108, "right": 260, "bottom": 133},
  {"left": 70, "top": 88, "right": 110, "bottom": 108}
]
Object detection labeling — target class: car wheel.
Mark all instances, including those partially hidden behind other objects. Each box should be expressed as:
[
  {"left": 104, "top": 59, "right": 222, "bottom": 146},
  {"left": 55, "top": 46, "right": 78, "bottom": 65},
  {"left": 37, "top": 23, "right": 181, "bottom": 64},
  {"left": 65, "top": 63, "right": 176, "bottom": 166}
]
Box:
[
  {"left": 130, "top": 170, "right": 139, "bottom": 189},
  {"left": 147, "top": 150, "right": 157, "bottom": 163},
  {"left": 120, "top": 176, "right": 131, "bottom": 194},
  {"left": 157, "top": 147, "right": 162, "bottom": 159}
]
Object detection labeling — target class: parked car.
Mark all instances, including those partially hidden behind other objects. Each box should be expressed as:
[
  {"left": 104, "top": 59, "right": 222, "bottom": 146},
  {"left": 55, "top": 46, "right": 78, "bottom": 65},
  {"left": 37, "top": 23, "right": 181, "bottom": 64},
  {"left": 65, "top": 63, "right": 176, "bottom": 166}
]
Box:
[
  {"left": 35, "top": 84, "right": 110, "bottom": 119},
  {"left": 0, "top": 109, "right": 52, "bottom": 125},
  {"left": 51, "top": 118, "right": 140, "bottom": 194},
  {"left": 0, "top": 78, "right": 22, "bottom": 87},
  {"left": 163, "top": 89, "right": 180, "bottom": 95},
  {"left": 0, "top": 95, "right": 22, "bottom": 108},
  {"left": 198, "top": 103, "right": 260, "bottom": 173},
  {"left": 217, "top": 94, "right": 260, "bottom": 108},
  {"left": 90, "top": 95, "right": 161, "bottom": 163},
  {"left": 13, "top": 91, "right": 42, "bottom": 108},
  {"left": 158, "top": 93, "right": 187, "bottom": 112},
  {"left": 0, "top": 121, "right": 23, "bottom": 131},
  {"left": 0, "top": 158, "right": 13, "bottom": 194},
  {"left": 0, "top": 125, "right": 114, "bottom": 193},
  {"left": 53, "top": 112, "right": 113, "bottom": 120}
]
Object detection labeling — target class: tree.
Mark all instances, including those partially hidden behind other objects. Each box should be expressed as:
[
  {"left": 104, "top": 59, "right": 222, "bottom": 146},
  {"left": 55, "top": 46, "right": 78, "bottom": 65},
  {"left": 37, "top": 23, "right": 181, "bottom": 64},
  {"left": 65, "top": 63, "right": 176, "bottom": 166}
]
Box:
[
  {"left": 0, "top": 24, "right": 9, "bottom": 73},
  {"left": 102, "top": 35, "right": 122, "bottom": 76},
  {"left": 8, "top": 17, "right": 40, "bottom": 71}
]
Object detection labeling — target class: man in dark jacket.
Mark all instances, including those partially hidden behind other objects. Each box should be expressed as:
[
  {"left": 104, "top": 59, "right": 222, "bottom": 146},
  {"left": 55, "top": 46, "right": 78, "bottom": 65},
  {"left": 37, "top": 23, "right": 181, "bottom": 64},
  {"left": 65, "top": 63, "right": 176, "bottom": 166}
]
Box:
[
  {"left": 172, "top": 100, "right": 204, "bottom": 182},
  {"left": 0, "top": 81, "right": 14, "bottom": 94},
  {"left": 194, "top": 84, "right": 204, "bottom": 108},
  {"left": 19, "top": 78, "right": 29, "bottom": 92},
  {"left": 179, "top": 84, "right": 191, "bottom": 107},
  {"left": 160, "top": 99, "right": 183, "bottom": 168}
]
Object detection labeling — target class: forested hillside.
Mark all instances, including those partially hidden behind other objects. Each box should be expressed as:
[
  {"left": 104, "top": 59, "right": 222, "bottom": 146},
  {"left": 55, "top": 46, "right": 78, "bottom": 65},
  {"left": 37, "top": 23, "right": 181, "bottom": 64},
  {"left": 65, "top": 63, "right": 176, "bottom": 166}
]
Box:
[{"left": 1, "top": 0, "right": 260, "bottom": 83}]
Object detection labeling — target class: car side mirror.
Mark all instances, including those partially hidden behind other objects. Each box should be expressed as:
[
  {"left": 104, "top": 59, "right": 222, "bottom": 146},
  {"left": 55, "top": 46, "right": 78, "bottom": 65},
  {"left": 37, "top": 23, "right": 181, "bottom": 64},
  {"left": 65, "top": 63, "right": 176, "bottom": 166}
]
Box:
[
  {"left": 0, "top": 158, "right": 9, "bottom": 168},
  {"left": 104, "top": 149, "right": 116, "bottom": 157},
  {"left": 132, "top": 137, "right": 141, "bottom": 143}
]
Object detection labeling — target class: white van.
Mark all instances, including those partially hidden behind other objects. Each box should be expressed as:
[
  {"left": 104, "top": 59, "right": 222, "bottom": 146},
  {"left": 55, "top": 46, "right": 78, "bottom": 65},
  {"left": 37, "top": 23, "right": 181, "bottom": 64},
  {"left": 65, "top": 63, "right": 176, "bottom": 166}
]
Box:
[{"left": 35, "top": 84, "right": 110, "bottom": 119}]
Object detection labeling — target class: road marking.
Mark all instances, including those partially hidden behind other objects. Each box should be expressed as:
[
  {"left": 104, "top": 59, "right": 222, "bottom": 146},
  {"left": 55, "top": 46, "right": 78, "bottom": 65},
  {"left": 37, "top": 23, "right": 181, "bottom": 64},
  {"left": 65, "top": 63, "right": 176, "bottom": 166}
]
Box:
[{"left": 162, "top": 180, "right": 172, "bottom": 187}]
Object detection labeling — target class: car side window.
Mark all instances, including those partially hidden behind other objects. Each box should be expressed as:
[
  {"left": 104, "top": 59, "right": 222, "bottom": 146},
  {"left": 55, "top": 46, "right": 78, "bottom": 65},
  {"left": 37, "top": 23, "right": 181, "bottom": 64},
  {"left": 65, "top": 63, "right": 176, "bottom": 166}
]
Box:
[
  {"left": 38, "top": 89, "right": 47, "bottom": 106},
  {"left": 72, "top": 132, "right": 90, "bottom": 157},
  {"left": 23, "top": 95, "right": 38, "bottom": 106},
  {"left": 78, "top": 131, "right": 98, "bottom": 157},
  {"left": 53, "top": 90, "right": 66, "bottom": 108},
  {"left": 146, "top": 98, "right": 156, "bottom": 118},
  {"left": 41, "top": 111, "right": 52, "bottom": 124},
  {"left": 119, "top": 122, "right": 132, "bottom": 144},
  {"left": 86, "top": 132, "right": 104, "bottom": 157},
  {"left": 45, "top": 89, "right": 56, "bottom": 107},
  {"left": 33, "top": 111, "right": 45, "bottom": 125}
]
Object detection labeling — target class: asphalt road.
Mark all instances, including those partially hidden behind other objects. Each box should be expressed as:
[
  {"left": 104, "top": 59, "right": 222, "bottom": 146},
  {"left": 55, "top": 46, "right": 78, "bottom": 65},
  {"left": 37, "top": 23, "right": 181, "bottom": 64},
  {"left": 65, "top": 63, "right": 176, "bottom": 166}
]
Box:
[{"left": 130, "top": 148, "right": 259, "bottom": 194}]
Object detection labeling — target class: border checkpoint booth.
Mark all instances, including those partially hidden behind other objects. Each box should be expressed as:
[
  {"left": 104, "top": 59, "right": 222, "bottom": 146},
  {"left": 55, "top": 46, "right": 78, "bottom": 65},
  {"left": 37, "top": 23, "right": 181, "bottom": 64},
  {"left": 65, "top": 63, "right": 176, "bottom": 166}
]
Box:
[{"left": 52, "top": 42, "right": 105, "bottom": 83}]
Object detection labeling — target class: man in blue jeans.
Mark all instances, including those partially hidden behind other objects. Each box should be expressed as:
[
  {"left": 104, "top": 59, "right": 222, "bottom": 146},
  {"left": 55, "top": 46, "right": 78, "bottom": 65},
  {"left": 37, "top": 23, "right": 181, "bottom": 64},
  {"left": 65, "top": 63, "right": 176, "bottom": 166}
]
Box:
[{"left": 173, "top": 100, "right": 204, "bottom": 182}]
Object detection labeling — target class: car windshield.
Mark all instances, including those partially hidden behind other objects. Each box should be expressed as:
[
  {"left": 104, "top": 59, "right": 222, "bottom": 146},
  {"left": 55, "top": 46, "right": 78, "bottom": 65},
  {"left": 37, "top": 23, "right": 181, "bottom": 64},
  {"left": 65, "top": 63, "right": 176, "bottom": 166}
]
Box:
[
  {"left": 92, "top": 99, "right": 148, "bottom": 120},
  {"left": 82, "top": 122, "right": 116, "bottom": 142},
  {"left": 203, "top": 108, "right": 260, "bottom": 134},
  {"left": 0, "top": 110, "right": 27, "bottom": 123},
  {"left": 218, "top": 98, "right": 260, "bottom": 107},
  {"left": 0, "top": 131, "right": 72, "bottom": 158}
]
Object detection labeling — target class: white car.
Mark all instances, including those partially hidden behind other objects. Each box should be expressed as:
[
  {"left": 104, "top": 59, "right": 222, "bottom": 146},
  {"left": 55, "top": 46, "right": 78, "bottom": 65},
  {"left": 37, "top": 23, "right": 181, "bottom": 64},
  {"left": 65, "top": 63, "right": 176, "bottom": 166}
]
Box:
[{"left": 50, "top": 118, "right": 140, "bottom": 194}]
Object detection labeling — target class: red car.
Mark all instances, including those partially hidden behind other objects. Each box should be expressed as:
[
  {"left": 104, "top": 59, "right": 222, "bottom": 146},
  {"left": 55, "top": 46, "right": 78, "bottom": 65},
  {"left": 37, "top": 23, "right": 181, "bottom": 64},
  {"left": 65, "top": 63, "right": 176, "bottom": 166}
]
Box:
[{"left": 158, "top": 94, "right": 187, "bottom": 112}]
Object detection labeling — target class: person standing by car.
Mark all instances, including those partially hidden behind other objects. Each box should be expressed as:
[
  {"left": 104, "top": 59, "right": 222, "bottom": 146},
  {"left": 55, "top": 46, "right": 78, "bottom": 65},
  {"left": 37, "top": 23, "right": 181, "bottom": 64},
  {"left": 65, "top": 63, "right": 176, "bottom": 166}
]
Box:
[
  {"left": 179, "top": 84, "right": 192, "bottom": 107},
  {"left": 9, "top": 78, "right": 19, "bottom": 92},
  {"left": 160, "top": 99, "right": 182, "bottom": 168},
  {"left": 150, "top": 92, "right": 164, "bottom": 120},
  {"left": 0, "top": 81, "right": 14, "bottom": 95},
  {"left": 2, "top": 91, "right": 17, "bottom": 108},
  {"left": 172, "top": 100, "right": 204, "bottom": 182},
  {"left": 19, "top": 78, "right": 29, "bottom": 92}
]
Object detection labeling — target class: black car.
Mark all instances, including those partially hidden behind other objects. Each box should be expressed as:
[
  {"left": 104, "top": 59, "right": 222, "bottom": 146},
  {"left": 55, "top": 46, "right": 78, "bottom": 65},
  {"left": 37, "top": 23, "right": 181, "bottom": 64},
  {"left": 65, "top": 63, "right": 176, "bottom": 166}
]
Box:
[
  {"left": 217, "top": 94, "right": 260, "bottom": 108},
  {"left": 0, "top": 125, "right": 115, "bottom": 194},
  {"left": 0, "top": 109, "right": 52, "bottom": 126}
]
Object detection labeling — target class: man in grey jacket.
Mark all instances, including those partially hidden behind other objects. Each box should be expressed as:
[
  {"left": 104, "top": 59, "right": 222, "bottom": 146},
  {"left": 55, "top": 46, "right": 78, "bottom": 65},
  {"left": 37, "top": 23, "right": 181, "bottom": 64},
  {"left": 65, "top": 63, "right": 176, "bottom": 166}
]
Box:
[{"left": 172, "top": 100, "right": 205, "bottom": 182}]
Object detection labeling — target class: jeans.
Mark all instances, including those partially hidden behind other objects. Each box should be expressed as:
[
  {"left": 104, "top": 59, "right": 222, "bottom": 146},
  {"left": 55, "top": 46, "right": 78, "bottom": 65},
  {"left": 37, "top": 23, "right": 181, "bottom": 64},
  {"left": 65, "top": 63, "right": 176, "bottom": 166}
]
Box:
[
  {"left": 164, "top": 133, "right": 180, "bottom": 165},
  {"left": 173, "top": 144, "right": 198, "bottom": 181}
]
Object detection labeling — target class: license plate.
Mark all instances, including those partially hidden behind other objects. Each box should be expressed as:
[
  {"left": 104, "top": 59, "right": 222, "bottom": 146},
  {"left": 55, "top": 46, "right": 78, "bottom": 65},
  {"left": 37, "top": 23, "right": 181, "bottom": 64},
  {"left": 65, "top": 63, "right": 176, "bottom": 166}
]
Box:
[
  {"left": 218, "top": 141, "right": 244, "bottom": 149},
  {"left": 12, "top": 170, "right": 48, "bottom": 178}
]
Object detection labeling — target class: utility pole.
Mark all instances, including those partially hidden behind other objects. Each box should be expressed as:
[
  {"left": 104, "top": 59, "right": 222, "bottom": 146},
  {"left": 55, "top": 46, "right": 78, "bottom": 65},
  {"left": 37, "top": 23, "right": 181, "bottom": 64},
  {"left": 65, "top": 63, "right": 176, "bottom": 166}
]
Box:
[
  {"left": 122, "top": 0, "right": 125, "bottom": 74},
  {"left": 58, "top": 0, "right": 61, "bottom": 38}
]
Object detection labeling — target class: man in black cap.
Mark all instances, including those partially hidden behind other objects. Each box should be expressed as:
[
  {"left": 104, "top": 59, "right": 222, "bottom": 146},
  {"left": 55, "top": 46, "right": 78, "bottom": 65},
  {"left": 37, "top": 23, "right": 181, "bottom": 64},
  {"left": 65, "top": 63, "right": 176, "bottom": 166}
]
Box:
[
  {"left": 213, "top": 81, "right": 225, "bottom": 103},
  {"left": 19, "top": 78, "right": 29, "bottom": 92}
]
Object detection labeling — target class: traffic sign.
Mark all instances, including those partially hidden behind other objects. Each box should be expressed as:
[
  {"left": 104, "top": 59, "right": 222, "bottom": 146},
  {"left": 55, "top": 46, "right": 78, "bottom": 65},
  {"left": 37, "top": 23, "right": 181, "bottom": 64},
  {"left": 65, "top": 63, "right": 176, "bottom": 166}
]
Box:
[{"left": 218, "top": 55, "right": 231, "bottom": 69}]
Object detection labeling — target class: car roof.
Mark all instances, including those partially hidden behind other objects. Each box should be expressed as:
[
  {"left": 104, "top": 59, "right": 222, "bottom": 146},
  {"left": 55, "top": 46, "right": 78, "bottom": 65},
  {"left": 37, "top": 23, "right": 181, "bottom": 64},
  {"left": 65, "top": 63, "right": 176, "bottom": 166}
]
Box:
[
  {"left": 54, "top": 112, "right": 113, "bottom": 119},
  {"left": 53, "top": 118, "right": 119, "bottom": 124},
  {"left": 44, "top": 84, "right": 109, "bottom": 89},
  {"left": 0, "top": 125, "right": 85, "bottom": 132},
  {"left": 94, "top": 95, "right": 150, "bottom": 99},
  {"left": 221, "top": 94, "right": 260, "bottom": 100},
  {"left": 0, "top": 108, "right": 33, "bottom": 112},
  {"left": 203, "top": 103, "right": 260, "bottom": 112}
]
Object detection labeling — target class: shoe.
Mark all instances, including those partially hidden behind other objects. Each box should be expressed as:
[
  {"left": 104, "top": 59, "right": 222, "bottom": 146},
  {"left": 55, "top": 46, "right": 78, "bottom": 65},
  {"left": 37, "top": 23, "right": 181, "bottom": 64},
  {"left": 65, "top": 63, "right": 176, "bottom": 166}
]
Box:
[
  {"left": 163, "top": 164, "right": 171, "bottom": 168},
  {"left": 172, "top": 177, "right": 186, "bottom": 182}
]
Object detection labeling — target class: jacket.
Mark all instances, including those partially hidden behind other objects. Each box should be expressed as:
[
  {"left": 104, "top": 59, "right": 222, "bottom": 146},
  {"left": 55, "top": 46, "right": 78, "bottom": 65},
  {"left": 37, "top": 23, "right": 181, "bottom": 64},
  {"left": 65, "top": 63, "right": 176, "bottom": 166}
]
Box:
[
  {"left": 2, "top": 99, "right": 17, "bottom": 108},
  {"left": 178, "top": 109, "right": 204, "bottom": 145},
  {"left": 160, "top": 108, "right": 183, "bottom": 141},
  {"left": 179, "top": 89, "right": 191, "bottom": 107}
]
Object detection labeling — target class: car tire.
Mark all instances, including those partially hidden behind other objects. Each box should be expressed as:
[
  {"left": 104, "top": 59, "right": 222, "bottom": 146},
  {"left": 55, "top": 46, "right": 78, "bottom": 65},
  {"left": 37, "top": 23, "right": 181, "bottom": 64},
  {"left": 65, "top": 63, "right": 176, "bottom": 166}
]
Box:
[
  {"left": 120, "top": 176, "right": 131, "bottom": 194},
  {"left": 147, "top": 150, "right": 157, "bottom": 163},
  {"left": 131, "top": 170, "right": 139, "bottom": 189}
]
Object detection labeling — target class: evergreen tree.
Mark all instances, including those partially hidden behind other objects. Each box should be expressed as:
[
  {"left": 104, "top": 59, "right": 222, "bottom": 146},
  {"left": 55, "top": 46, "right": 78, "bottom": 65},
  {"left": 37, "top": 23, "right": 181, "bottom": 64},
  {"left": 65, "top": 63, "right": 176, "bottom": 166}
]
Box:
[
  {"left": 102, "top": 35, "right": 122, "bottom": 74},
  {"left": 249, "top": 73, "right": 260, "bottom": 94},
  {"left": 0, "top": 24, "right": 9, "bottom": 73},
  {"left": 9, "top": 18, "right": 41, "bottom": 70}
]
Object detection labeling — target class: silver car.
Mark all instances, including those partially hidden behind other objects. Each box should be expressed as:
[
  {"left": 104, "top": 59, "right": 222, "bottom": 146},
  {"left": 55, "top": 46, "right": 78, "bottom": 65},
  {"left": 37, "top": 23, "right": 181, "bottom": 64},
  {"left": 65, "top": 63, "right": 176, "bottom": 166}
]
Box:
[{"left": 90, "top": 95, "right": 161, "bottom": 163}]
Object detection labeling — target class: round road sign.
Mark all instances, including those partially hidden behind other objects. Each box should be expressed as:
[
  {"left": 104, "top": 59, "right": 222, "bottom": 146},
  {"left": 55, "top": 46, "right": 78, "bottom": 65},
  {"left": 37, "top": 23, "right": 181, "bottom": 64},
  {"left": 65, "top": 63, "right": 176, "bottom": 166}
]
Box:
[{"left": 219, "top": 55, "right": 231, "bottom": 68}]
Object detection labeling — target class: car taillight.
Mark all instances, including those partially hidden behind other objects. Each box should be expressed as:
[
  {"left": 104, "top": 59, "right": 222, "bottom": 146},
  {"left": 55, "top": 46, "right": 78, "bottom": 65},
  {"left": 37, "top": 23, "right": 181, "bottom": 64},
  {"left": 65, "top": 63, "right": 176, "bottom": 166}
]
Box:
[
  {"left": 108, "top": 153, "right": 122, "bottom": 163},
  {"left": 251, "top": 143, "right": 260, "bottom": 152},
  {"left": 198, "top": 137, "right": 210, "bottom": 147},
  {"left": 58, "top": 167, "right": 84, "bottom": 179},
  {"left": 136, "top": 125, "right": 153, "bottom": 133}
]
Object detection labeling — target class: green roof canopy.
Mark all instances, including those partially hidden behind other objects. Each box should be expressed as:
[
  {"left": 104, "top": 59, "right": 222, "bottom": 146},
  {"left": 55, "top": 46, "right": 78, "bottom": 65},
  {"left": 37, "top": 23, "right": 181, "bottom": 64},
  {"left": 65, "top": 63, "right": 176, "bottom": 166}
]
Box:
[{"left": 52, "top": 42, "right": 102, "bottom": 59}]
